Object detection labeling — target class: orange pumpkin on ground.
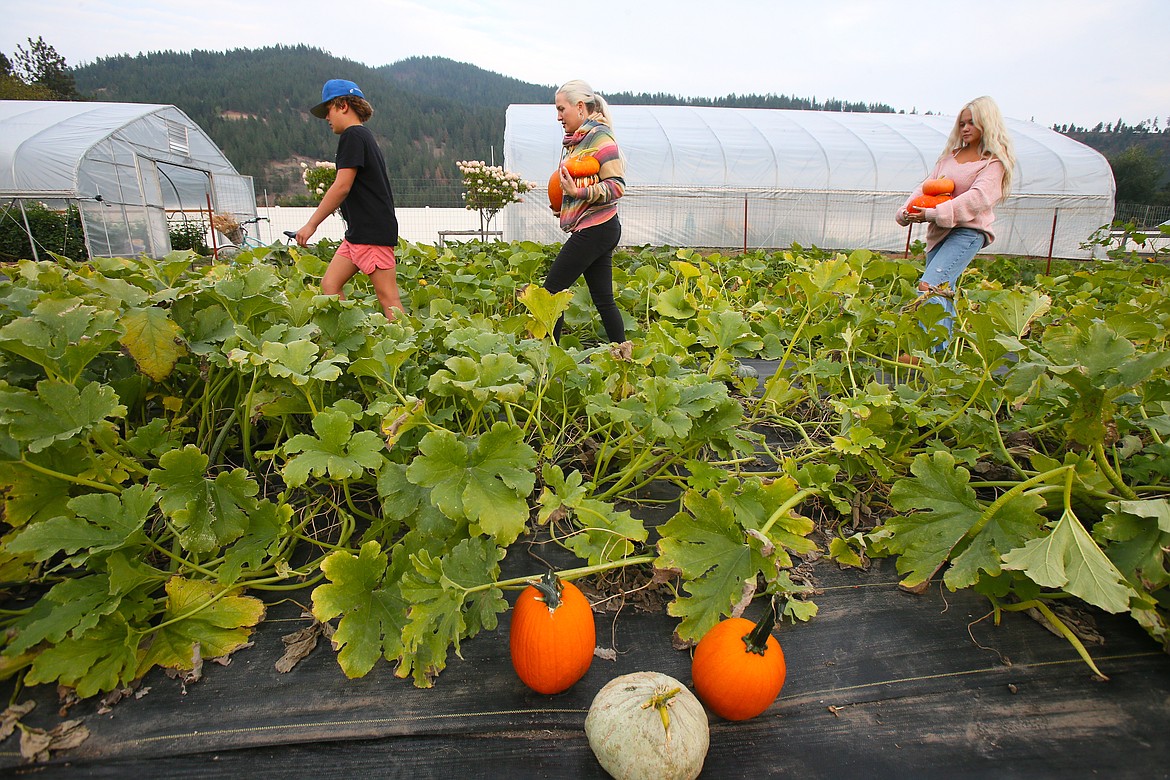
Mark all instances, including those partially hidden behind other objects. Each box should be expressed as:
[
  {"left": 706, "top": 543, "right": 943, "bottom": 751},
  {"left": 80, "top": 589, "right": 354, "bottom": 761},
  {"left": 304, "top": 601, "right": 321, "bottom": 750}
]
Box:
[
  {"left": 510, "top": 571, "right": 596, "bottom": 694},
  {"left": 922, "top": 177, "right": 955, "bottom": 196},
  {"left": 691, "top": 598, "right": 787, "bottom": 721}
]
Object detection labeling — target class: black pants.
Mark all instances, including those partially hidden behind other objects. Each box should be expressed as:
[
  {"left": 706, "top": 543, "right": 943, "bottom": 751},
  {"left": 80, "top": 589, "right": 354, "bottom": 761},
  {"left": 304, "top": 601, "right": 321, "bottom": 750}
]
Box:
[{"left": 543, "top": 217, "right": 624, "bottom": 343}]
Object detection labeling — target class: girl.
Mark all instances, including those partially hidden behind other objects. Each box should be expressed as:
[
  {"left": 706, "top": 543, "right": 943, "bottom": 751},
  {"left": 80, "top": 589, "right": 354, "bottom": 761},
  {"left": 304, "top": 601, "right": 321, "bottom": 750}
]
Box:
[{"left": 897, "top": 95, "right": 1016, "bottom": 350}]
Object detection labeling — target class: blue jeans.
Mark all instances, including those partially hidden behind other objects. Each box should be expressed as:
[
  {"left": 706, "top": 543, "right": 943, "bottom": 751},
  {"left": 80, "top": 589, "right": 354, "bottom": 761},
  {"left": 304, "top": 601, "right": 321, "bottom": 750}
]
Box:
[{"left": 920, "top": 227, "right": 985, "bottom": 338}]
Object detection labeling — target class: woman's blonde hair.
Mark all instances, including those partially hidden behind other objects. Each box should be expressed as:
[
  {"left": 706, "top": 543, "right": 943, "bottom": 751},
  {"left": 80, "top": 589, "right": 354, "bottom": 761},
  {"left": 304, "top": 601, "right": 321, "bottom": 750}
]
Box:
[
  {"left": 942, "top": 95, "right": 1015, "bottom": 200},
  {"left": 557, "top": 80, "right": 613, "bottom": 127}
]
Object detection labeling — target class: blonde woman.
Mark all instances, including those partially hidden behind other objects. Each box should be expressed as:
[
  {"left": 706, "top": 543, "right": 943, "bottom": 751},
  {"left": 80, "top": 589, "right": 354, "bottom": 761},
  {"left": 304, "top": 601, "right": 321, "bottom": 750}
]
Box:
[
  {"left": 896, "top": 95, "right": 1016, "bottom": 345},
  {"left": 543, "top": 79, "right": 626, "bottom": 343}
]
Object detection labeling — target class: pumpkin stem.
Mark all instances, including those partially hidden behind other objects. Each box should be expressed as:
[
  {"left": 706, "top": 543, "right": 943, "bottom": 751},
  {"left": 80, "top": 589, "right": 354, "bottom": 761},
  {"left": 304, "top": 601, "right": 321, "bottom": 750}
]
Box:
[
  {"left": 531, "top": 570, "right": 564, "bottom": 613},
  {"left": 641, "top": 686, "right": 681, "bottom": 740},
  {"left": 742, "top": 596, "right": 779, "bottom": 656}
]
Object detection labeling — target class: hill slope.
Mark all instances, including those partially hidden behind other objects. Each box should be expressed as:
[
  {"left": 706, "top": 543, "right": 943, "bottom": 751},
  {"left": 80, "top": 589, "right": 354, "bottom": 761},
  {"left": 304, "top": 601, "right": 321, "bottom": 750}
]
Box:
[{"left": 70, "top": 47, "right": 904, "bottom": 204}]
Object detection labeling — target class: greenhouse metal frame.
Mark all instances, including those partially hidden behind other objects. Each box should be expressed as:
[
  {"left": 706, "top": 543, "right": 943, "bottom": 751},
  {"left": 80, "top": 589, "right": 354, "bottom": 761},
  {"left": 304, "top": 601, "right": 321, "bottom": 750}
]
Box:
[
  {"left": 0, "top": 100, "right": 255, "bottom": 259},
  {"left": 502, "top": 104, "right": 1115, "bottom": 259}
]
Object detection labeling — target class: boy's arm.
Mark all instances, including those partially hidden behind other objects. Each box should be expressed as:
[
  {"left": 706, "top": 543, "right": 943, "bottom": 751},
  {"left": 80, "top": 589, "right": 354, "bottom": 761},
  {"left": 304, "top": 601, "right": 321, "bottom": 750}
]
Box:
[{"left": 295, "top": 167, "right": 357, "bottom": 245}]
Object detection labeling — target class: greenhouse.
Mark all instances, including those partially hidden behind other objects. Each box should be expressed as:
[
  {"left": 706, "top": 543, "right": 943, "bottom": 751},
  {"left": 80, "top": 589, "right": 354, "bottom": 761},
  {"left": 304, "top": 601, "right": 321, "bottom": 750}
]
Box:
[
  {"left": 502, "top": 104, "right": 1115, "bottom": 259},
  {"left": 0, "top": 100, "right": 255, "bottom": 259}
]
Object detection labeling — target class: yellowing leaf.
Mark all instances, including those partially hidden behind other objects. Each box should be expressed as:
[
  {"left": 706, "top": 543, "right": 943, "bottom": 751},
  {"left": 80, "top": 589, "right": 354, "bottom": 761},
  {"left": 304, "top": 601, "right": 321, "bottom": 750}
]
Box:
[
  {"left": 137, "top": 577, "right": 266, "bottom": 676},
  {"left": 119, "top": 306, "right": 186, "bottom": 381}
]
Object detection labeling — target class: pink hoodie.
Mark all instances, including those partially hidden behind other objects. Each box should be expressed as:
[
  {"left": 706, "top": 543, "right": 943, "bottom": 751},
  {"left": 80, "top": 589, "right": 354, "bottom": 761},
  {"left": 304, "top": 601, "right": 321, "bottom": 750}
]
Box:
[{"left": 896, "top": 153, "right": 1005, "bottom": 251}]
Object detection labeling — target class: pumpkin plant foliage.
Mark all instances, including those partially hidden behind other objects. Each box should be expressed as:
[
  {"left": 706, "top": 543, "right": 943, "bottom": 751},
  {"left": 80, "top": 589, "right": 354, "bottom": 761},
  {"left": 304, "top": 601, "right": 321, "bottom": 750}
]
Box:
[{"left": 0, "top": 237, "right": 1168, "bottom": 702}]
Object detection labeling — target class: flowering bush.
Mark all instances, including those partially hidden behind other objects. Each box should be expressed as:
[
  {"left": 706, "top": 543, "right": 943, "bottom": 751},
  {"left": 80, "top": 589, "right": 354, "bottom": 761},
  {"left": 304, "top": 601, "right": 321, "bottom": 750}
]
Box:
[
  {"left": 456, "top": 160, "right": 536, "bottom": 232},
  {"left": 301, "top": 161, "right": 337, "bottom": 201}
]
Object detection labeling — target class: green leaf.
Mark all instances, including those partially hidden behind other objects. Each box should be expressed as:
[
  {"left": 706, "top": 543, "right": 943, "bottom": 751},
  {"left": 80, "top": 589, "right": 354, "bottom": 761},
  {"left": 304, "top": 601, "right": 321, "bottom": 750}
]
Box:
[
  {"left": 150, "top": 446, "right": 258, "bottom": 553},
  {"left": 0, "top": 380, "right": 126, "bottom": 454},
  {"left": 428, "top": 353, "right": 534, "bottom": 403},
  {"left": 6, "top": 485, "right": 156, "bottom": 563},
  {"left": 137, "top": 577, "right": 266, "bottom": 675},
  {"left": 311, "top": 541, "right": 406, "bottom": 679},
  {"left": 697, "top": 309, "right": 764, "bottom": 353},
  {"left": 653, "top": 286, "right": 699, "bottom": 319},
  {"left": 517, "top": 285, "right": 573, "bottom": 339},
  {"left": 282, "top": 408, "right": 386, "bottom": 488},
  {"left": 406, "top": 422, "right": 536, "bottom": 545},
  {"left": 885, "top": 452, "right": 984, "bottom": 588},
  {"left": 0, "top": 460, "right": 73, "bottom": 529},
  {"left": 119, "top": 306, "right": 186, "bottom": 381},
  {"left": 218, "top": 500, "right": 291, "bottom": 585},
  {"left": 0, "top": 297, "right": 121, "bottom": 382},
  {"left": 24, "top": 612, "right": 140, "bottom": 698},
  {"left": 1002, "top": 509, "right": 1136, "bottom": 613},
  {"left": 5, "top": 575, "right": 122, "bottom": 655},
  {"left": 986, "top": 289, "right": 1051, "bottom": 340},
  {"left": 1043, "top": 321, "right": 1133, "bottom": 383},
  {"left": 263, "top": 339, "right": 349, "bottom": 385},
  {"left": 656, "top": 490, "right": 756, "bottom": 642},
  {"left": 397, "top": 538, "right": 506, "bottom": 687}
]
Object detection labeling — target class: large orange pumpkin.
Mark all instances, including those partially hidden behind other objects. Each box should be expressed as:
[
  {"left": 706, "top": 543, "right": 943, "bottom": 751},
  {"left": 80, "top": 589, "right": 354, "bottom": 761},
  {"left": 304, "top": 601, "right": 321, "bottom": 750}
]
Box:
[
  {"left": 548, "top": 170, "right": 563, "bottom": 211},
  {"left": 907, "top": 193, "right": 953, "bottom": 213},
  {"left": 510, "top": 571, "right": 595, "bottom": 694},
  {"left": 691, "top": 598, "right": 786, "bottom": 721},
  {"left": 922, "top": 177, "right": 955, "bottom": 196}
]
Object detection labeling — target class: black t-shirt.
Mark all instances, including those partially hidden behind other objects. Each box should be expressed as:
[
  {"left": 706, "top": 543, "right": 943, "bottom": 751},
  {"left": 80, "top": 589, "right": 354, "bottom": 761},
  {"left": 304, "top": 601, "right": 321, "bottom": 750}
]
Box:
[{"left": 335, "top": 124, "right": 398, "bottom": 246}]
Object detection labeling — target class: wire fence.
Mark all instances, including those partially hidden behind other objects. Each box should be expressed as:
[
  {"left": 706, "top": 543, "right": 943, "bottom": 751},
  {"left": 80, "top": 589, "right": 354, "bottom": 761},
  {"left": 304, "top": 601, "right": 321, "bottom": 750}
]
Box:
[{"left": 1115, "top": 202, "right": 1170, "bottom": 228}]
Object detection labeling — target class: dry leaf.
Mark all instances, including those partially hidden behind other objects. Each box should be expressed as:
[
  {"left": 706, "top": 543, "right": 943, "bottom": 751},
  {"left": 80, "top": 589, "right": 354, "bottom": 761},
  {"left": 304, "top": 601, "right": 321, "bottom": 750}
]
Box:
[
  {"left": 593, "top": 646, "right": 618, "bottom": 662},
  {"left": 21, "top": 719, "right": 90, "bottom": 762},
  {"left": 0, "top": 701, "right": 35, "bottom": 741},
  {"left": 729, "top": 578, "right": 757, "bottom": 618},
  {"left": 276, "top": 619, "right": 328, "bottom": 673}
]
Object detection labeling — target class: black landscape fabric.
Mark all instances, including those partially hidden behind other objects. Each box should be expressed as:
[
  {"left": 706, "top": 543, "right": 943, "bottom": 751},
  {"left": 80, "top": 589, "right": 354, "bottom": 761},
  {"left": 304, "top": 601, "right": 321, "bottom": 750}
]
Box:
[{"left": 2, "top": 550, "right": 1168, "bottom": 779}]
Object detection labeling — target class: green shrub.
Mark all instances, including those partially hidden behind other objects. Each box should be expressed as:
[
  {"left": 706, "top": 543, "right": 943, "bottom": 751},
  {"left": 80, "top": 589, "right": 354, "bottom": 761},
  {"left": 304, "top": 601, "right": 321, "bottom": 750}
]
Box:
[
  {"left": 0, "top": 201, "right": 86, "bottom": 262},
  {"left": 168, "top": 218, "right": 210, "bottom": 253}
]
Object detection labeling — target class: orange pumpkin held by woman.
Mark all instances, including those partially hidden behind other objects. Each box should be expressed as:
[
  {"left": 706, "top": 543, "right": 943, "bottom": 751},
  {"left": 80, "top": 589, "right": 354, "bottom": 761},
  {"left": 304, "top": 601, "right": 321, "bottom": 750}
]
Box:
[
  {"left": 564, "top": 154, "right": 599, "bottom": 178},
  {"left": 922, "top": 177, "right": 956, "bottom": 196},
  {"left": 548, "top": 170, "right": 564, "bottom": 210},
  {"left": 510, "top": 571, "right": 596, "bottom": 694},
  {"left": 691, "top": 597, "right": 787, "bottom": 721},
  {"left": 906, "top": 193, "right": 953, "bottom": 213}
]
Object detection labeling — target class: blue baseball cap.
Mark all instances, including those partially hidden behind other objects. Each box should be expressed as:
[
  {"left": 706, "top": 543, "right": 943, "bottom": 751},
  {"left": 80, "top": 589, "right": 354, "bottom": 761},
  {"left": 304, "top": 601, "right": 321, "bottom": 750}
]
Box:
[{"left": 311, "top": 79, "right": 366, "bottom": 118}]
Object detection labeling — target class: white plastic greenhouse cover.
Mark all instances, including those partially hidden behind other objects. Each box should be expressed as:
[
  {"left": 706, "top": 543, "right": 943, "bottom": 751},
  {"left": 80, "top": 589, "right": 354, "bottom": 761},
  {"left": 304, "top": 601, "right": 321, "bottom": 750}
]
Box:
[
  {"left": 501, "top": 105, "right": 1114, "bottom": 259},
  {"left": 0, "top": 100, "right": 254, "bottom": 258}
]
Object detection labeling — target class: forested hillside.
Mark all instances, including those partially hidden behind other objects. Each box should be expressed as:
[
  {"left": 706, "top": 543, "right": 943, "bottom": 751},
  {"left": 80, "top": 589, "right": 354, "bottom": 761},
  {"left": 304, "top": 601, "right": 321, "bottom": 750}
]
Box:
[
  {"left": 70, "top": 46, "right": 903, "bottom": 204},
  {"left": 73, "top": 47, "right": 509, "bottom": 204}
]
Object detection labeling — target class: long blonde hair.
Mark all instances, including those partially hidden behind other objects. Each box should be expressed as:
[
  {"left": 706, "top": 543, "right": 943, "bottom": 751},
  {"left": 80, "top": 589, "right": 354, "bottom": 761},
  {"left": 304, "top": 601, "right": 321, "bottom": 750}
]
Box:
[
  {"left": 941, "top": 95, "right": 1016, "bottom": 200},
  {"left": 557, "top": 80, "right": 614, "bottom": 128}
]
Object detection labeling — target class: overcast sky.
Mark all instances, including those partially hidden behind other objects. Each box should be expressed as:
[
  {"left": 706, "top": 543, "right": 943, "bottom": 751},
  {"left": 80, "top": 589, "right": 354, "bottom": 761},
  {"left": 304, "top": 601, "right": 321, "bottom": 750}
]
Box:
[{"left": 4, "top": 0, "right": 1167, "bottom": 130}]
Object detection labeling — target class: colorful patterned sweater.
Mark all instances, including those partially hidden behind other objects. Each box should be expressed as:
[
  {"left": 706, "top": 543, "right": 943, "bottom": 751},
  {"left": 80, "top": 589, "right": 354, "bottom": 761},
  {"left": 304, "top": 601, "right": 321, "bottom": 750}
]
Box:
[{"left": 559, "top": 118, "right": 625, "bottom": 233}]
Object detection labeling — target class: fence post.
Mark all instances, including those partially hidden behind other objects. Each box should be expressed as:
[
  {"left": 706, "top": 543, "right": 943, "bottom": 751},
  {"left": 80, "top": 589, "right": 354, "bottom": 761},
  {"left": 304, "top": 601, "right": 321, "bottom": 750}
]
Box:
[{"left": 1046, "top": 209, "right": 1058, "bottom": 274}]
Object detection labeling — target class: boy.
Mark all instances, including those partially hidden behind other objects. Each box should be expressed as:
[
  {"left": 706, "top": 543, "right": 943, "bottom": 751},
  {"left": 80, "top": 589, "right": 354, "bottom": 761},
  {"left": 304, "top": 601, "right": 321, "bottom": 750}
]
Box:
[{"left": 295, "top": 79, "right": 404, "bottom": 319}]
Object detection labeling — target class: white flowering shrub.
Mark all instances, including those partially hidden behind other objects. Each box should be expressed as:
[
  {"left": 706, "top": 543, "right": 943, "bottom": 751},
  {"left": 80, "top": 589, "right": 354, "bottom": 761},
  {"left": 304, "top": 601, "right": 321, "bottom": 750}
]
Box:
[
  {"left": 301, "top": 161, "right": 337, "bottom": 202},
  {"left": 456, "top": 160, "right": 536, "bottom": 233}
]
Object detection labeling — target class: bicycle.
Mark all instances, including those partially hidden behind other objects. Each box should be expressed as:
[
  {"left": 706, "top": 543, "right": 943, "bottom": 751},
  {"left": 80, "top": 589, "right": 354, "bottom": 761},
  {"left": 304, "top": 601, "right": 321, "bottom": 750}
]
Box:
[{"left": 212, "top": 215, "right": 295, "bottom": 260}]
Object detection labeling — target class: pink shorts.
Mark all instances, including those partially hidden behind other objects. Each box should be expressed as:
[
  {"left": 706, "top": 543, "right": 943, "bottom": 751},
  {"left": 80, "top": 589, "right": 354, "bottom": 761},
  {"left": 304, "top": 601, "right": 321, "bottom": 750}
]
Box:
[{"left": 335, "top": 241, "right": 396, "bottom": 275}]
